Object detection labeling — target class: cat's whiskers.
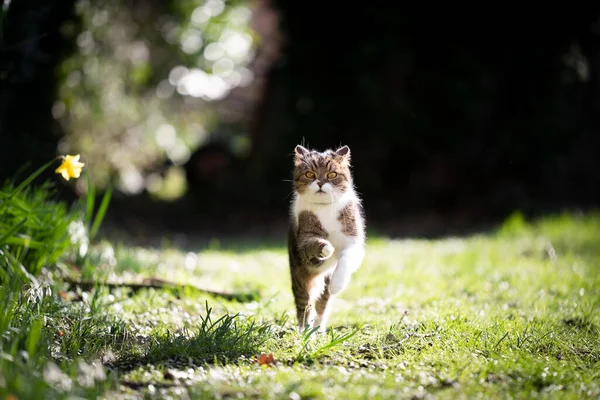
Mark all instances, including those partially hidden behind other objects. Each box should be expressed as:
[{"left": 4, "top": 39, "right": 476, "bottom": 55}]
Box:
[{"left": 283, "top": 190, "right": 295, "bottom": 200}]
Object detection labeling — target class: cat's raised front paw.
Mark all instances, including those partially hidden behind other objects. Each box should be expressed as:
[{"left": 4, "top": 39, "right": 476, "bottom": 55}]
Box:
[{"left": 319, "top": 242, "right": 334, "bottom": 260}]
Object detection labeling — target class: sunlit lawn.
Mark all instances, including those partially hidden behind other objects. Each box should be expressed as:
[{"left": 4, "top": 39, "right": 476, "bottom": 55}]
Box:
[{"left": 3, "top": 211, "right": 600, "bottom": 399}]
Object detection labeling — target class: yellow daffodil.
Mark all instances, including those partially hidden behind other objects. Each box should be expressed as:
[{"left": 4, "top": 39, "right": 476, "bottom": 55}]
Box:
[{"left": 55, "top": 154, "right": 85, "bottom": 181}]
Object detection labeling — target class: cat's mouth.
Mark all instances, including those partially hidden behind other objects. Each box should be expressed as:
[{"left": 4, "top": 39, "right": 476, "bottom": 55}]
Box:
[
  {"left": 311, "top": 200, "right": 334, "bottom": 205},
  {"left": 311, "top": 190, "right": 333, "bottom": 204}
]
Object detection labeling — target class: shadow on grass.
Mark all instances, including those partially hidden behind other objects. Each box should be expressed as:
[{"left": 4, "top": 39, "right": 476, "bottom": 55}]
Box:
[
  {"left": 101, "top": 229, "right": 289, "bottom": 255},
  {"left": 110, "top": 302, "right": 273, "bottom": 372}
]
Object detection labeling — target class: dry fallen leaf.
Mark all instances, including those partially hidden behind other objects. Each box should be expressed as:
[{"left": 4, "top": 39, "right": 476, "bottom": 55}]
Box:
[{"left": 256, "top": 352, "right": 275, "bottom": 367}]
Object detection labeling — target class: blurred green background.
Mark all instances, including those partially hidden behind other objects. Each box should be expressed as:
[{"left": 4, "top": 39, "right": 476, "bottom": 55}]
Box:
[{"left": 1, "top": 1, "right": 600, "bottom": 238}]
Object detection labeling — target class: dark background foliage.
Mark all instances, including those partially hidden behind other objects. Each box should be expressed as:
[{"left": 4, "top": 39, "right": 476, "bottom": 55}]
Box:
[{"left": 1, "top": 1, "right": 599, "bottom": 237}]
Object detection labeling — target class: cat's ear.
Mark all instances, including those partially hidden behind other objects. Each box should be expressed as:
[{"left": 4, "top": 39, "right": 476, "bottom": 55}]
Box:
[
  {"left": 335, "top": 145, "right": 350, "bottom": 160},
  {"left": 295, "top": 145, "right": 309, "bottom": 156},
  {"left": 294, "top": 145, "right": 308, "bottom": 166}
]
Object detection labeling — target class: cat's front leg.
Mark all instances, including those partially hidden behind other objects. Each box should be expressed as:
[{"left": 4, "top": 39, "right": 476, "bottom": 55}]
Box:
[
  {"left": 300, "top": 237, "right": 334, "bottom": 266},
  {"left": 329, "top": 245, "right": 364, "bottom": 295}
]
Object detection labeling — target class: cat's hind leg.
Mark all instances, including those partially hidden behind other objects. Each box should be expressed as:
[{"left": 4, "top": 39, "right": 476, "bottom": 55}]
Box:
[
  {"left": 292, "top": 272, "right": 326, "bottom": 332},
  {"left": 314, "top": 274, "right": 334, "bottom": 332}
]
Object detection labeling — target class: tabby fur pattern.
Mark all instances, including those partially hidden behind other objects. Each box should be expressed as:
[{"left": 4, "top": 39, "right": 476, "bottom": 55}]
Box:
[{"left": 287, "top": 144, "right": 365, "bottom": 332}]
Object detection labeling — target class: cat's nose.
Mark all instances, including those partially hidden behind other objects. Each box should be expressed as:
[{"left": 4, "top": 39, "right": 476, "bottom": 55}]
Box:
[{"left": 317, "top": 180, "right": 324, "bottom": 187}]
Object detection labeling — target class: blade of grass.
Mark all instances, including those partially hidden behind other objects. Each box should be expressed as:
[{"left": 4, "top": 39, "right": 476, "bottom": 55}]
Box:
[
  {"left": 26, "top": 317, "right": 44, "bottom": 359},
  {"left": 0, "top": 217, "right": 27, "bottom": 245},
  {"left": 9, "top": 158, "right": 57, "bottom": 198},
  {"left": 3, "top": 236, "right": 44, "bottom": 249},
  {"left": 11, "top": 160, "right": 33, "bottom": 183},
  {"left": 84, "top": 171, "right": 95, "bottom": 232},
  {"left": 90, "top": 185, "right": 112, "bottom": 241},
  {"left": 305, "top": 327, "right": 362, "bottom": 360},
  {"left": 1, "top": 249, "right": 39, "bottom": 284}
]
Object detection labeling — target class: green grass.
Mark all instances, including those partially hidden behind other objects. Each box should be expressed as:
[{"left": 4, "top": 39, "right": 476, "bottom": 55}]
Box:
[
  {"left": 0, "top": 181, "right": 76, "bottom": 277},
  {"left": 2, "top": 204, "right": 600, "bottom": 399}
]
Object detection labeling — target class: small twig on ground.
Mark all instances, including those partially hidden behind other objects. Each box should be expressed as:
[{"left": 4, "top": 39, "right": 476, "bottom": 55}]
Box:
[{"left": 62, "top": 277, "right": 258, "bottom": 302}]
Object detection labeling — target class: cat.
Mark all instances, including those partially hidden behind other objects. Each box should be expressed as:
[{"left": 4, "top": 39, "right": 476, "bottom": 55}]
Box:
[{"left": 287, "top": 144, "right": 366, "bottom": 333}]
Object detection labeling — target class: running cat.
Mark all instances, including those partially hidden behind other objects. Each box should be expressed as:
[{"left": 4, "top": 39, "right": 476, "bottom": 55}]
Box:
[{"left": 287, "top": 144, "right": 366, "bottom": 332}]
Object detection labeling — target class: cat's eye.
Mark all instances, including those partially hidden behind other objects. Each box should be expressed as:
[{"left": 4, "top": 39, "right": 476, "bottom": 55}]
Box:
[
  {"left": 327, "top": 172, "right": 337, "bottom": 179},
  {"left": 305, "top": 171, "right": 316, "bottom": 179}
]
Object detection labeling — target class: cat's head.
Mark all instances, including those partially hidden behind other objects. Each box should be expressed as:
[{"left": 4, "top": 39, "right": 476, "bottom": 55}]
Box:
[{"left": 292, "top": 144, "right": 353, "bottom": 202}]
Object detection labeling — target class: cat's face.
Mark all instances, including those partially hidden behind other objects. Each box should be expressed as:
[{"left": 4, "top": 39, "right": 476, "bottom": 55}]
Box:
[{"left": 292, "top": 145, "right": 353, "bottom": 202}]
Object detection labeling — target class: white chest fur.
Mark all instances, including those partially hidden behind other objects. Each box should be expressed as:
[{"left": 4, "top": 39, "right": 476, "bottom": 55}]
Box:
[
  {"left": 292, "top": 189, "right": 362, "bottom": 273},
  {"left": 306, "top": 202, "right": 352, "bottom": 250}
]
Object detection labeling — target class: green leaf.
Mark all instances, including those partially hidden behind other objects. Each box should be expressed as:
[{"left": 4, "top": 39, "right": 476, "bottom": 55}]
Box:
[
  {"left": 90, "top": 184, "right": 112, "bottom": 240},
  {"left": 4, "top": 236, "right": 45, "bottom": 249},
  {"left": 9, "top": 158, "right": 57, "bottom": 198},
  {"left": 0, "top": 217, "right": 27, "bottom": 246},
  {"left": 85, "top": 170, "right": 95, "bottom": 232},
  {"left": 27, "top": 316, "right": 44, "bottom": 359}
]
